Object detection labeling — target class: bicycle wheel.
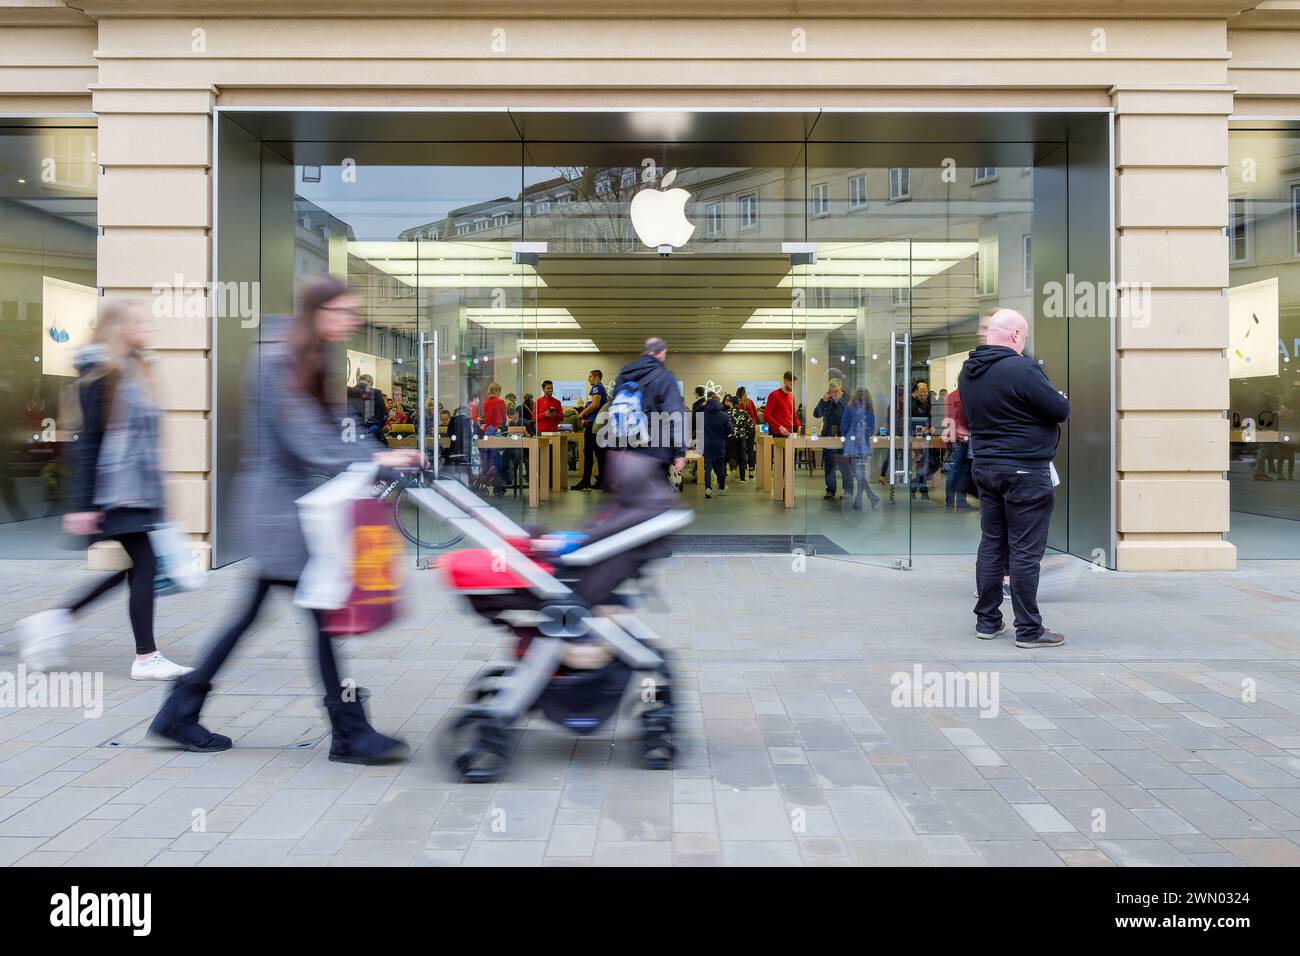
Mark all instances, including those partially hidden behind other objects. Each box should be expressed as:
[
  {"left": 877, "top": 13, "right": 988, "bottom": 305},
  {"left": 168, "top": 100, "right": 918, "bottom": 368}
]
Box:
[{"left": 393, "top": 478, "right": 463, "bottom": 550}]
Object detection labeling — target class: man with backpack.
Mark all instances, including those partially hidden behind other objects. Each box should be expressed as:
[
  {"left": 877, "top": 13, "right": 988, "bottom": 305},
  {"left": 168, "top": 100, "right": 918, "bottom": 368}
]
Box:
[{"left": 600, "top": 337, "right": 687, "bottom": 505}]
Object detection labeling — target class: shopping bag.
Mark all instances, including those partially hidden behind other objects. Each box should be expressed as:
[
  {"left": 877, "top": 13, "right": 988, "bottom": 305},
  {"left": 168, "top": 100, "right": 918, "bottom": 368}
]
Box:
[
  {"left": 149, "top": 522, "right": 206, "bottom": 595},
  {"left": 295, "top": 462, "right": 380, "bottom": 611},
  {"left": 321, "top": 495, "right": 404, "bottom": 637}
]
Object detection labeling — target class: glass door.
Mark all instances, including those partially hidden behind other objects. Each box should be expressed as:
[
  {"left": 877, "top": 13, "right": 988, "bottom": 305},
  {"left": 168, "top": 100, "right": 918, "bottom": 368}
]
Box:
[
  {"left": 347, "top": 238, "right": 538, "bottom": 565},
  {"left": 792, "top": 241, "right": 914, "bottom": 567}
]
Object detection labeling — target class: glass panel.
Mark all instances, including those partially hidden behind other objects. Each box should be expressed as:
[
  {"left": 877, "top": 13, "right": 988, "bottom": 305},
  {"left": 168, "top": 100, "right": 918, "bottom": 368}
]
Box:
[
  {"left": 0, "top": 126, "right": 98, "bottom": 557},
  {"left": 793, "top": 241, "right": 912, "bottom": 565},
  {"left": 1226, "top": 128, "right": 1300, "bottom": 558}
]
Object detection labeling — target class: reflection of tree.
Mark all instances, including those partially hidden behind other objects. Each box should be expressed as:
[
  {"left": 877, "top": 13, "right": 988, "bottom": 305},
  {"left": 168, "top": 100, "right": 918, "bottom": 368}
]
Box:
[{"left": 550, "top": 165, "right": 654, "bottom": 248}]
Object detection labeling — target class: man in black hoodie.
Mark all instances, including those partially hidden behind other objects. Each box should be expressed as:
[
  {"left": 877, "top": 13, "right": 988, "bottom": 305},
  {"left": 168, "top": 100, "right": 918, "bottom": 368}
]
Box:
[
  {"left": 578, "top": 337, "right": 688, "bottom": 603},
  {"left": 958, "top": 309, "right": 1070, "bottom": 648}
]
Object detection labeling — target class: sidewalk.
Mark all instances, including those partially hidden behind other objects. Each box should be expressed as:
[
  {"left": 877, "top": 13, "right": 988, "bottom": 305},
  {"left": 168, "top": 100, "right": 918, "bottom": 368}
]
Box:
[{"left": 1, "top": 554, "right": 1299, "bottom": 867}]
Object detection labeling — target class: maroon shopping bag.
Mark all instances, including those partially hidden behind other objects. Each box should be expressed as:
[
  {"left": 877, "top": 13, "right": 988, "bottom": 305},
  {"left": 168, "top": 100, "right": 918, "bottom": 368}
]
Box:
[{"left": 322, "top": 496, "right": 404, "bottom": 636}]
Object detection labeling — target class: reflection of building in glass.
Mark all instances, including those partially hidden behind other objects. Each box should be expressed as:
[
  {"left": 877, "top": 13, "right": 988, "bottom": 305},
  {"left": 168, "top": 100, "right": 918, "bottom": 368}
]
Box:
[{"left": 1227, "top": 130, "right": 1300, "bottom": 529}]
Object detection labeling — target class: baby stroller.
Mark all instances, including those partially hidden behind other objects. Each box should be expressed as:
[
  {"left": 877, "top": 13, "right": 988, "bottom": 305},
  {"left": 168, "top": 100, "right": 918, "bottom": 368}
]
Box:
[{"left": 409, "top": 478, "right": 692, "bottom": 782}]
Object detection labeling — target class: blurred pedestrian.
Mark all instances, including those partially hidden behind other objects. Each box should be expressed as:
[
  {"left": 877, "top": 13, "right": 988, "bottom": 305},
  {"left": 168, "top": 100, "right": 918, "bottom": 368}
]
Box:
[
  {"left": 150, "top": 275, "right": 418, "bottom": 758},
  {"left": 16, "top": 301, "right": 193, "bottom": 680}
]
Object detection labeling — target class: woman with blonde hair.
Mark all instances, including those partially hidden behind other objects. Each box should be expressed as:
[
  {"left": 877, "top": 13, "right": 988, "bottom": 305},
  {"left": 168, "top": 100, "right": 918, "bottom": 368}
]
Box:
[{"left": 15, "top": 300, "right": 193, "bottom": 679}]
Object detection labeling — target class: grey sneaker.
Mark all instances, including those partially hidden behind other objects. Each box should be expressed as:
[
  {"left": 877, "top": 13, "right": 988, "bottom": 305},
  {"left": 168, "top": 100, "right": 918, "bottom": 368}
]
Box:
[
  {"left": 1016, "top": 629, "right": 1065, "bottom": 649},
  {"left": 975, "top": 622, "right": 1007, "bottom": 640}
]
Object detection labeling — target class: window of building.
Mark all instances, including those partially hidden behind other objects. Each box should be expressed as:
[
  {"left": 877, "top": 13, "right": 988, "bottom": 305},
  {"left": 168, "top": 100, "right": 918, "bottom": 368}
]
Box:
[
  {"left": 978, "top": 237, "right": 999, "bottom": 296},
  {"left": 892, "top": 286, "right": 909, "bottom": 307},
  {"left": 889, "top": 168, "right": 910, "bottom": 201},
  {"left": 705, "top": 201, "right": 724, "bottom": 237},
  {"left": 974, "top": 166, "right": 998, "bottom": 184},
  {"left": 738, "top": 193, "right": 758, "bottom": 229},
  {"left": 493, "top": 213, "right": 510, "bottom": 227},
  {"left": 848, "top": 174, "right": 867, "bottom": 209},
  {"left": 810, "top": 182, "right": 830, "bottom": 217},
  {"left": 455, "top": 222, "right": 470, "bottom": 236},
  {"left": 1022, "top": 234, "right": 1033, "bottom": 292},
  {"left": 1228, "top": 196, "right": 1251, "bottom": 264}
]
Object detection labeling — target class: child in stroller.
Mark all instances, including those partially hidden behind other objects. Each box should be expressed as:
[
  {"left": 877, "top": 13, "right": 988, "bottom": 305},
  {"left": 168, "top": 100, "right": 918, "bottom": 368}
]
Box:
[{"left": 411, "top": 473, "right": 691, "bottom": 782}]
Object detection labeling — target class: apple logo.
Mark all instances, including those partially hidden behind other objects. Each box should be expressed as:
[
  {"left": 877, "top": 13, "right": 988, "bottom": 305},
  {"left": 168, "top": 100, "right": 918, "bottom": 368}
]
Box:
[{"left": 629, "top": 169, "right": 695, "bottom": 250}]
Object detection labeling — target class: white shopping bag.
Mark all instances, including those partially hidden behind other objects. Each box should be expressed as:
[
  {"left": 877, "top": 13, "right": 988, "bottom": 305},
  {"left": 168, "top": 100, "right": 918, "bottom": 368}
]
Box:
[
  {"left": 294, "top": 462, "right": 379, "bottom": 611},
  {"left": 149, "top": 522, "right": 206, "bottom": 594}
]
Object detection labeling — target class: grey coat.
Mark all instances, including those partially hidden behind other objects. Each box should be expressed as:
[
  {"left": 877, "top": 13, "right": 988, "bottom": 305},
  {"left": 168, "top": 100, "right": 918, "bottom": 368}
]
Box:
[{"left": 234, "top": 338, "right": 377, "bottom": 580}]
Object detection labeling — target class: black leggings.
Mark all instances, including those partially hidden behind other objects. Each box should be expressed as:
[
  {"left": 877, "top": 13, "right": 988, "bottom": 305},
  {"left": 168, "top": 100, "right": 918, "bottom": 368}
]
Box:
[
  {"left": 186, "top": 578, "right": 344, "bottom": 704},
  {"left": 65, "top": 532, "right": 157, "bottom": 656}
]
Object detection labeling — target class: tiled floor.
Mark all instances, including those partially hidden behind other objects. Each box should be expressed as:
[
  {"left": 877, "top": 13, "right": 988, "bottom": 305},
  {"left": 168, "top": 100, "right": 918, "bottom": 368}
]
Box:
[{"left": 2, "top": 552, "right": 1300, "bottom": 867}]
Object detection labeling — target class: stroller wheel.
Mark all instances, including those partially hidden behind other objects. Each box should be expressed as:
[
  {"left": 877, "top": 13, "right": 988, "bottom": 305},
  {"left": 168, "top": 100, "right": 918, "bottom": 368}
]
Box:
[{"left": 447, "top": 712, "right": 511, "bottom": 783}]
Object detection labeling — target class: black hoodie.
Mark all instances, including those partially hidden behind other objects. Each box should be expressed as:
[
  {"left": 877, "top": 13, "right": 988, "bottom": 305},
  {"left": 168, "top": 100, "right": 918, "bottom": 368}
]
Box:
[
  {"left": 957, "top": 345, "right": 1070, "bottom": 467},
  {"left": 612, "top": 353, "right": 688, "bottom": 463}
]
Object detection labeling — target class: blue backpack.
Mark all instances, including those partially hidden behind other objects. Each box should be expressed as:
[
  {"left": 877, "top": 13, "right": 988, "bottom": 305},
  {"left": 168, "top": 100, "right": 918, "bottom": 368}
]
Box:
[{"left": 606, "top": 379, "right": 651, "bottom": 448}]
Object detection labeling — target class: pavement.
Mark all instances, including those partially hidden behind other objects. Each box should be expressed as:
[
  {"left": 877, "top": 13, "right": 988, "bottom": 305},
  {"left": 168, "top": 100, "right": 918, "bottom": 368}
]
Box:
[{"left": 1, "top": 552, "right": 1300, "bottom": 867}]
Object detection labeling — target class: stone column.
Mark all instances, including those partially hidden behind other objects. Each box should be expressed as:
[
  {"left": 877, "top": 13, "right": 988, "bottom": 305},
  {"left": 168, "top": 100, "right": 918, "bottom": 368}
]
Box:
[
  {"left": 90, "top": 85, "right": 216, "bottom": 571},
  {"left": 1112, "top": 86, "right": 1236, "bottom": 571}
]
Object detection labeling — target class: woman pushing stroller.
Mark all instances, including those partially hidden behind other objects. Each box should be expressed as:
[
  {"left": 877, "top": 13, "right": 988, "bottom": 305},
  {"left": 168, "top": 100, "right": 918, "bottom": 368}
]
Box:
[{"left": 150, "top": 275, "right": 419, "bottom": 763}]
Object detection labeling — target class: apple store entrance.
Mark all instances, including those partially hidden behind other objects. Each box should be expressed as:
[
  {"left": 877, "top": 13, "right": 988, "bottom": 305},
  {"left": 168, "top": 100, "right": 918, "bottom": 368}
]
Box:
[{"left": 212, "top": 108, "right": 1113, "bottom": 569}]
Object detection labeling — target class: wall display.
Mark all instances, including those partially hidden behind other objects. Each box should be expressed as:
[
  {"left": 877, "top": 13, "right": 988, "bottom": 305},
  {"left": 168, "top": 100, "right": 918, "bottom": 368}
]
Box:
[
  {"left": 1227, "top": 277, "right": 1280, "bottom": 380},
  {"left": 345, "top": 349, "right": 393, "bottom": 394},
  {"left": 552, "top": 380, "right": 587, "bottom": 405},
  {"left": 736, "top": 379, "right": 780, "bottom": 403},
  {"left": 41, "top": 277, "right": 97, "bottom": 378}
]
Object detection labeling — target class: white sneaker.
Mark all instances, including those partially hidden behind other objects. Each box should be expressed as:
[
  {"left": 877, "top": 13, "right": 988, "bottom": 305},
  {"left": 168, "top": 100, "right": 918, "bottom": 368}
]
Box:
[
  {"left": 17, "top": 608, "right": 71, "bottom": 672},
  {"left": 131, "top": 652, "right": 194, "bottom": 681},
  {"left": 705, "top": 488, "right": 713, "bottom": 498},
  {"left": 719, "top": 487, "right": 727, "bottom": 496}
]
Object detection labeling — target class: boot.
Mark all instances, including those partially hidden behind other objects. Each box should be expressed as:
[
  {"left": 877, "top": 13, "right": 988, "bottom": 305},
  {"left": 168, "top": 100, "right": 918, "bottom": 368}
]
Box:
[
  {"left": 325, "top": 696, "right": 409, "bottom": 765},
  {"left": 149, "top": 681, "right": 232, "bottom": 753}
]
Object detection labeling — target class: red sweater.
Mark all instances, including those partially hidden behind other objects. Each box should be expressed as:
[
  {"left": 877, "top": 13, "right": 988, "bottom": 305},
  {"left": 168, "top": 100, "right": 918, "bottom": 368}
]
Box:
[
  {"left": 534, "top": 395, "right": 563, "bottom": 433},
  {"left": 764, "top": 388, "right": 799, "bottom": 436},
  {"left": 946, "top": 389, "right": 970, "bottom": 442},
  {"left": 482, "top": 395, "right": 508, "bottom": 430},
  {"left": 740, "top": 398, "right": 758, "bottom": 423}
]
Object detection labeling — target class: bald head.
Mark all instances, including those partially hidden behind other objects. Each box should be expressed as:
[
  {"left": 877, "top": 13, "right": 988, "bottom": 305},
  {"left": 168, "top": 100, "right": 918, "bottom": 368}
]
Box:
[{"left": 982, "top": 308, "right": 1029, "bottom": 354}]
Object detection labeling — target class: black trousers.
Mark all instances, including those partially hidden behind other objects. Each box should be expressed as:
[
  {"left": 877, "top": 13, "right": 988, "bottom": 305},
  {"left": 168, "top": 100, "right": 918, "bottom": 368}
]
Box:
[
  {"left": 726, "top": 436, "right": 748, "bottom": 478},
  {"left": 823, "top": 448, "right": 854, "bottom": 495},
  {"left": 183, "top": 578, "right": 345, "bottom": 704},
  {"left": 971, "top": 461, "right": 1055, "bottom": 640},
  {"left": 704, "top": 453, "right": 726, "bottom": 490},
  {"left": 65, "top": 531, "right": 157, "bottom": 655},
  {"left": 580, "top": 421, "right": 605, "bottom": 486}
]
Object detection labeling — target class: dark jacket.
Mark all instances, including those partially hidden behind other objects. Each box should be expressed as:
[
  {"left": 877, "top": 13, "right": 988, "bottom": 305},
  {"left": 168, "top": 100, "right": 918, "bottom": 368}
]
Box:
[
  {"left": 958, "top": 345, "right": 1070, "bottom": 466},
  {"left": 346, "top": 384, "right": 386, "bottom": 431},
  {"left": 701, "top": 398, "right": 732, "bottom": 458},
  {"left": 612, "top": 354, "right": 688, "bottom": 463},
  {"left": 842, "top": 400, "right": 876, "bottom": 458},
  {"left": 813, "top": 393, "right": 848, "bottom": 437},
  {"left": 70, "top": 347, "right": 160, "bottom": 538}
]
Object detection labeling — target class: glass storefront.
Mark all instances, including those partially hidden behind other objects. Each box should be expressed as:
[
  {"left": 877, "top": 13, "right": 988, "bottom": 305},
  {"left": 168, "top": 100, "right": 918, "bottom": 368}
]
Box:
[
  {"left": 214, "top": 110, "right": 1113, "bottom": 567},
  {"left": 1226, "top": 125, "right": 1300, "bottom": 558},
  {"left": 0, "top": 122, "right": 98, "bottom": 558}
]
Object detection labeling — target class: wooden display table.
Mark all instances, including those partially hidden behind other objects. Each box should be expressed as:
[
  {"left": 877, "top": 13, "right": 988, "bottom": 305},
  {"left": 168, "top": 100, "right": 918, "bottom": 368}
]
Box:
[
  {"left": 770, "top": 435, "right": 844, "bottom": 508},
  {"left": 537, "top": 432, "right": 568, "bottom": 492},
  {"left": 478, "top": 435, "right": 543, "bottom": 508}
]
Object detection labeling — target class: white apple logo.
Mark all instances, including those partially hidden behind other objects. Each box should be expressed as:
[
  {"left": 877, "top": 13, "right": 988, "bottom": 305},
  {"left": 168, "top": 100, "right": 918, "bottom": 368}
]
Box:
[{"left": 629, "top": 169, "right": 695, "bottom": 249}]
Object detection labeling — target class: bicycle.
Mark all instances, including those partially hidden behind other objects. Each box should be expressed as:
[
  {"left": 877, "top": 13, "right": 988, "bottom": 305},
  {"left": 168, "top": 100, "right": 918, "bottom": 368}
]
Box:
[{"left": 309, "top": 467, "right": 463, "bottom": 551}]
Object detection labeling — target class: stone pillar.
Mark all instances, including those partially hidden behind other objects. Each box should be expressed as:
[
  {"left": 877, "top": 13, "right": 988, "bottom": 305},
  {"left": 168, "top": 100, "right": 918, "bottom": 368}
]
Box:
[
  {"left": 90, "top": 85, "right": 216, "bottom": 571},
  {"left": 1112, "top": 86, "right": 1236, "bottom": 571}
]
